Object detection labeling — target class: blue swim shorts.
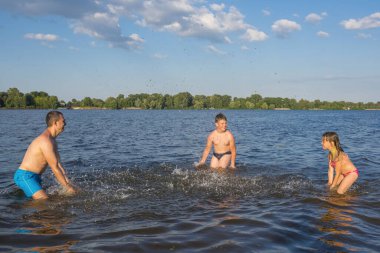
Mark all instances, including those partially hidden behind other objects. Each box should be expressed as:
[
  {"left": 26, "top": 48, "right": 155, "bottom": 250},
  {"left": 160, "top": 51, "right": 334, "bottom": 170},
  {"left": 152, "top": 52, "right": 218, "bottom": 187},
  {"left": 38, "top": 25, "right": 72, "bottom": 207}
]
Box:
[{"left": 14, "top": 169, "right": 43, "bottom": 198}]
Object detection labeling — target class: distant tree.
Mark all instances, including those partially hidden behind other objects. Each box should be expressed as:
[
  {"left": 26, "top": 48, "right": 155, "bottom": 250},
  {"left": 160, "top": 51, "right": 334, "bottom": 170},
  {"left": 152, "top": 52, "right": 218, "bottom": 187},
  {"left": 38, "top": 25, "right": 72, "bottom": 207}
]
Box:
[
  {"left": 104, "top": 97, "right": 118, "bottom": 109},
  {"left": 245, "top": 101, "right": 255, "bottom": 109},
  {"left": 92, "top": 98, "right": 105, "bottom": 108},
  {"left": 24, "top": 93, "right": 35, "bottom": 108},
  {"left": 116, "top": 94, "right": 126, "bottom": 109},
  {"left": 82, "top": 97, "right": 93, "bottom": 107},
  {"left": 163, "top": 94, "right": 174, "bottom": 109},
  {"left": 0, "top": 92, "right": 8, "bottom": 107},
  {"left": 193, "top": 95, "right": 207, "bottom": 109},
  {"left": 248, "top": 94, "right": 262, "bottom": 107},
  {"left": 6, "top": 88, "right": 24, "bottom": 108},
  {"left": 173, "top": 92, "right": 193, "bottom": 109}
]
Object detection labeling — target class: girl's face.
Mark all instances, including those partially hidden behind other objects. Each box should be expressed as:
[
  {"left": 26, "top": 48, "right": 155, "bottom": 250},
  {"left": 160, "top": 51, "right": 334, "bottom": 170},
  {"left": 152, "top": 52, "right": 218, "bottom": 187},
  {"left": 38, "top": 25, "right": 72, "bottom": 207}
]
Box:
[{"left": 321, "top": 138, "right": 334, "bottom": 150}]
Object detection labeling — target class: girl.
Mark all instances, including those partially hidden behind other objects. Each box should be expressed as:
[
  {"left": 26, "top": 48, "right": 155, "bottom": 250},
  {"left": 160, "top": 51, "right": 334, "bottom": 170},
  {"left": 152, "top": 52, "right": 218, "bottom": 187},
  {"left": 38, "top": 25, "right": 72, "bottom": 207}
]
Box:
[{"left": 321, "top": 132, "right": 358, "bottom": 194}]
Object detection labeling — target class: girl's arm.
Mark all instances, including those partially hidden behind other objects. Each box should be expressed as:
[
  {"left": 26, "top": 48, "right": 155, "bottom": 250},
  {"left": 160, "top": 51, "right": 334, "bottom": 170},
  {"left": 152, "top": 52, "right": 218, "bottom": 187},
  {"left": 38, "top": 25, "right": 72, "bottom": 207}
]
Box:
[
  {"left": 327, "top": 154, "right": 333, "bottom": 185},
  {"left": 330, "top": 164, "right": 341, "bottom": 189},
  {"left": 328, "top": 163, "right": 334, "bottom": 185}
]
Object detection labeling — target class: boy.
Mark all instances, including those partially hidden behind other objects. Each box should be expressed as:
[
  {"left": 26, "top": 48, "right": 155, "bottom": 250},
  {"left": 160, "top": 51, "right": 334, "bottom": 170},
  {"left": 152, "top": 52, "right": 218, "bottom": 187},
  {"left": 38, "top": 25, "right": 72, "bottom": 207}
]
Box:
[{"left": 197, "top": 113, "right": 236, "bottom": 169}]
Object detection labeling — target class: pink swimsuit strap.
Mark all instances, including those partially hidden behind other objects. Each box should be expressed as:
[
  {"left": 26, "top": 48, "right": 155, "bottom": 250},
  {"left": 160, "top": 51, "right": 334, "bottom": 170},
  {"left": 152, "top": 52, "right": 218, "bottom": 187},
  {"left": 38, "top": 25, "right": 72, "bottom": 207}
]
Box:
[{"left": 329, "top": 160, "right": 337, "bottom": 168}]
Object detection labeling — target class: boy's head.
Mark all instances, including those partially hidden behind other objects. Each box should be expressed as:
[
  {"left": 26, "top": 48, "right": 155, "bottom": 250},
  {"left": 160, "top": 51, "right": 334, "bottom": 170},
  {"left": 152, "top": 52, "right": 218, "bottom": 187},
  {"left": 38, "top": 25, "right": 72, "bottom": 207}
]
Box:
[
  {"left": 215, "top": 113, "right": 227, "bottom": 123},
  {"left": 215, "top": 113, "right": 227, "bottom": 132}
]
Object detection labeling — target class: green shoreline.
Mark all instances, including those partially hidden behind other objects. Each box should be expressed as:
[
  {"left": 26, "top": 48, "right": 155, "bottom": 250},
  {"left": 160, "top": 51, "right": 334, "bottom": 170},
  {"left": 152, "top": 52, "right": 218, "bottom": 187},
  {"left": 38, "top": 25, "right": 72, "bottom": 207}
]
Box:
[{"left": 1, "top": 88, "right": 380, "bottom": 110}]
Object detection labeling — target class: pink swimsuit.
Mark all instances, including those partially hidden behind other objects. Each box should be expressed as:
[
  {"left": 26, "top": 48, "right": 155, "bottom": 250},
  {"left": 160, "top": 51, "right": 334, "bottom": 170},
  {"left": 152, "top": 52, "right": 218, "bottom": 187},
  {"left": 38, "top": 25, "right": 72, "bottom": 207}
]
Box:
[{"left": 330, "top": 160, "right": 359, "bottom": 177}]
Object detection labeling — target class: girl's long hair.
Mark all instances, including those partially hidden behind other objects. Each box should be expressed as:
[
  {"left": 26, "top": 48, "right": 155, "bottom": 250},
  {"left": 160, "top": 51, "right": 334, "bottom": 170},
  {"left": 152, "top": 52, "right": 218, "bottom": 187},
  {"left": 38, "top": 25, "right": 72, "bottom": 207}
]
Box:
[{"left": 322, "top": 131, "right": 344, "bottom": 160}]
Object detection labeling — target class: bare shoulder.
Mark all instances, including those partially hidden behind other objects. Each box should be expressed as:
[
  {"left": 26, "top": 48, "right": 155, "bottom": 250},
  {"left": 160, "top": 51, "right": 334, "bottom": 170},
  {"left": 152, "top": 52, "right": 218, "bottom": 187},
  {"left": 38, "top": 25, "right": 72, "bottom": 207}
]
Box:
[
  {"left": 226, "top": 130, "right": 235, "bottom": 138},
  {"left": 35, "top": 131, "right": 54, "bottom": 147},
  {"left": 208, "top": 130, "right": 217, "bottom": 138}
]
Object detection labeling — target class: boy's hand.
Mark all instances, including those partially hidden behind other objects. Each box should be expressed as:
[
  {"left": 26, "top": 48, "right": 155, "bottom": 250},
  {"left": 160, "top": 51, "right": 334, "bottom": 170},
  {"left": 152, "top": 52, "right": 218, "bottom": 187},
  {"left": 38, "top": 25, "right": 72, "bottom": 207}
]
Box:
[{"left": 195, "top": 162, "right": 207, "bottom": 170}]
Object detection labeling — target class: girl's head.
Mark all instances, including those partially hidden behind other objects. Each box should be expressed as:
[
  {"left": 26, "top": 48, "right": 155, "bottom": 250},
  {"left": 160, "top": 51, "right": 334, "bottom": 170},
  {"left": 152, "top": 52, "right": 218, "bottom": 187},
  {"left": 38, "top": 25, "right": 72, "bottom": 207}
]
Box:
[{"left": 322, "top": 131, "right": 344, "bottom": 153}]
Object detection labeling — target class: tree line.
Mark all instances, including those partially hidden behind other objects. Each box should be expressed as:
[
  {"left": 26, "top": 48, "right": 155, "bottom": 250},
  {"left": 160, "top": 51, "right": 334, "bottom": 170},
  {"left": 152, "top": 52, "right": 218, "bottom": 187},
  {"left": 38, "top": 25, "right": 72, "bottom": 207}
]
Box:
[{"left": 1, "top": 87, "right": 380, "bottom": 110}]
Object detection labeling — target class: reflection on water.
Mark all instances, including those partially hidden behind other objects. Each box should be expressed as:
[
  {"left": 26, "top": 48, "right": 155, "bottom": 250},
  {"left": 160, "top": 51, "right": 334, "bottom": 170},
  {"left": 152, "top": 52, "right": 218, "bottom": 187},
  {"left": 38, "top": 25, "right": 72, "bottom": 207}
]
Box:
[
  {"left": 16, "top": 199, "right": 78, "bottom": 252},
  {"left": 318, "top": 194, "right": 358, "bottom": 251}
]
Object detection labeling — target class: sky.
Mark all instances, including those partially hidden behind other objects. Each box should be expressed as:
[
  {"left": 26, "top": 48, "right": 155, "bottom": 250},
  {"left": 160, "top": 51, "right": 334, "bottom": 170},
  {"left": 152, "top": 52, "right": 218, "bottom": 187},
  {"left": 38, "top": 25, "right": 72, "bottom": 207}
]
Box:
[{"left": 0, "top": 0, "right": 379, "bottom": 103}]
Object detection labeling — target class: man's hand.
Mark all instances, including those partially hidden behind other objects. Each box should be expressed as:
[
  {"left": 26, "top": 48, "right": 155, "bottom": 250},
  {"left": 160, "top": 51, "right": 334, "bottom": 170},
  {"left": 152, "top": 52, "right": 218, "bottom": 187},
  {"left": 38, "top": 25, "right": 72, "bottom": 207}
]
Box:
[{"left": 63, "top": 184, "right": 77, "bottom": 196}]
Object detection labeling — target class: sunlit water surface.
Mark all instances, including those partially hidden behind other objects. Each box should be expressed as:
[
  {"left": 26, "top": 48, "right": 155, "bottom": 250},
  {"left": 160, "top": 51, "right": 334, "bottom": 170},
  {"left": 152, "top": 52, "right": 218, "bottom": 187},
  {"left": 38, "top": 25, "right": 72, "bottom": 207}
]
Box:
[{"left": 1, "top": 110, "right": 379, "bottom": 252}]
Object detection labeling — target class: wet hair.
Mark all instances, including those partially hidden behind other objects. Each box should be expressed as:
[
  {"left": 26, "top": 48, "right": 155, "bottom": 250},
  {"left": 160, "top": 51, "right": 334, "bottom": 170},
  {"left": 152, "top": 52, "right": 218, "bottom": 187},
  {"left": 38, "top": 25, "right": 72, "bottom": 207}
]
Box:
[
  {"left": 322, "top": 131, "right": 344, "bottom": 157},
  {"left": 215, "top": 113, "right": 227, "bottom": 123},
  {"left": 46, "top": 111, "right": 63, "bottom": 127}
]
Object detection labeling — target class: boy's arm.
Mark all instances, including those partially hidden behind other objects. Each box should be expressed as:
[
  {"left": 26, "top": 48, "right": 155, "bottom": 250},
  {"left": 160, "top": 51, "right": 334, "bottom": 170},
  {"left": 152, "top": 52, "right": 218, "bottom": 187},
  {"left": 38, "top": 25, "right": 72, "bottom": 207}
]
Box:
[
  {"left": 229, "top": 132, "right": 236, "bottom": 168},
  {"left": 199, "top": 134, "right": 213, "bottom": 164}
]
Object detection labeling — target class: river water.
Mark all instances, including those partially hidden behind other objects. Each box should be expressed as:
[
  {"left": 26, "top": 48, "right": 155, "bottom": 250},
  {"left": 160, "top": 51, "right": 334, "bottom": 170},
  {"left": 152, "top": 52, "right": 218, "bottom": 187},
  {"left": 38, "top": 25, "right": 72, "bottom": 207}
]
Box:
[{"left": 0, "top": 109, "right": 379, "bottom": 252}]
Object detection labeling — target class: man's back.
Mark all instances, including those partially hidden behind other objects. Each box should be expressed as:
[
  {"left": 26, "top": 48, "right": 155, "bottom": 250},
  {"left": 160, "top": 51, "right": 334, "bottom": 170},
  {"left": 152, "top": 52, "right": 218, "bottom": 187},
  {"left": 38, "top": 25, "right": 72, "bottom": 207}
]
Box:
[{"left": 20, "top": 130, "right": 51, "bottom": 174}]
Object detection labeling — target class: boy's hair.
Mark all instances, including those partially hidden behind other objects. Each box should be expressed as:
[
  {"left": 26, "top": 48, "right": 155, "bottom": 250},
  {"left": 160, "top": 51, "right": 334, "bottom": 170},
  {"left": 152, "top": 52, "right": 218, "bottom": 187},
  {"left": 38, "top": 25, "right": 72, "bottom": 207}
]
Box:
[
  {"left": 46, "top": 111, "right": 63, "bottom": 127},
  {"left": 322, "top": 131, "right": 344, "bottom": 156},
  {"left": 215, "top": 113, "right": 227, "bottom": 123}
]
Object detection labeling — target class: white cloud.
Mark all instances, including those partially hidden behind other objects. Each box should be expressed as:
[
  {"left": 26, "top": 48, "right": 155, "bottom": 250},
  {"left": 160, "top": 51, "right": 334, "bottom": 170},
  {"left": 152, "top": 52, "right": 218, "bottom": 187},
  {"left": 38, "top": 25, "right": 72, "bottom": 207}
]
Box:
[
  {"left": 305, "top": 13, "right": 323, "bottom": 24},
  {"left": 2, "top": 0, "right": 268, "bottom": 50},
  {"left": 24, "top": 33, "right": 59, "bottom": 41},
  {"left": 241, "top": 45, "right": 249, "bottom": 51},
  {"left": 262, "top": 9, "right": 271, "bottom": 16},
  {"left": 72, "top": 12, "right": 144, "bottom": 50},
  {"left": 241, "top": 28, "right": 268, "bottom": 42},
  {"left": 210, "top": 3, "right": 225, "bottom": 12},
  {"left": 272, "top": 19, "right": 301, "bottom": 38},
  {"left": 0, "top": 0, "right": 101, "bottom": 18},
  {"left": 356, "top": 33, "right": 372, "bottom": 39},
  {"left": 207, "top": 45, "right": 226, "bottom": 55},
  {"left": 224, "top": 36, "right": 232, "bottom": 44},
  {"left": 317, "top": 31, "right": 329, "bottom": 38},
  {"left": 341, "top": 12, "right": 380, "bottom": 30},
  {"left": 110, "top": 1, "right": 259, "bottom": 43},
  {"left": 152, "top": 53, "right": 168, "bottom": 59}
]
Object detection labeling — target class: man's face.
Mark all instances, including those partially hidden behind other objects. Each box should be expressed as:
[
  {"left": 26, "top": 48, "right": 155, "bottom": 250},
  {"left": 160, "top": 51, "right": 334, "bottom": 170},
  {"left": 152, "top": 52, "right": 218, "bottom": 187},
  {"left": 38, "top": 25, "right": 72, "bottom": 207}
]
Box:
[
  {"left": 215, "top": 119, "right": 227, "bottom": 132},
  {"left": 55, "top": 115, "right": 66, "bottom": 134}
]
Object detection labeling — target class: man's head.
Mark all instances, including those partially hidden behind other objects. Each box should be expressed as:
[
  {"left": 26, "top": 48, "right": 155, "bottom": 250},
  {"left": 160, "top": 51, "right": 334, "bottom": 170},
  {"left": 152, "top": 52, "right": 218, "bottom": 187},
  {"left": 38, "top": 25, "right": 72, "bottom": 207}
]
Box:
[{"left": 46, "top": 111, "right": 66, "bottom": 135}]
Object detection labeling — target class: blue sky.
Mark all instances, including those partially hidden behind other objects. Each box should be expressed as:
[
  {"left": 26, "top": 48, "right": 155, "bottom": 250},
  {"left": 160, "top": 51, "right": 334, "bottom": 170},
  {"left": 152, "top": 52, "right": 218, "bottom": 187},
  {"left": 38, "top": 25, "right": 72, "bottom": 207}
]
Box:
[{"left": 0, "top": 0, "right": 379, "bottom": 102}]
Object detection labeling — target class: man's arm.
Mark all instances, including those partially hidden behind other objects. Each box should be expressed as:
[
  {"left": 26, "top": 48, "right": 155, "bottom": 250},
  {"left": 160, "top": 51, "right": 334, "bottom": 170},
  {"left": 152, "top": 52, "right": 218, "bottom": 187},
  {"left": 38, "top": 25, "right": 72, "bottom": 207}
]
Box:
[
  {"left": 229, "top": 132, "right": 236, "bottom": 168},
  {"left": 58, "top": 162, "right": 70, "bottom": 183},
  {"left": 40, "top": 138, "right": 72, "bottom": 189}
]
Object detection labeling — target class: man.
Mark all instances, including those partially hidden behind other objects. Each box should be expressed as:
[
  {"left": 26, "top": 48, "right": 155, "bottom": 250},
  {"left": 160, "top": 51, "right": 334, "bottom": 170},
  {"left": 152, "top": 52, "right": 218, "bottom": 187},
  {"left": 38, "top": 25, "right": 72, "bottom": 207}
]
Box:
[
  {"left": 14, "top": 111, "right": 76, "bottom": 199},
  {"left": 197, "top": 113, "right": 236, "bottom": 170}
]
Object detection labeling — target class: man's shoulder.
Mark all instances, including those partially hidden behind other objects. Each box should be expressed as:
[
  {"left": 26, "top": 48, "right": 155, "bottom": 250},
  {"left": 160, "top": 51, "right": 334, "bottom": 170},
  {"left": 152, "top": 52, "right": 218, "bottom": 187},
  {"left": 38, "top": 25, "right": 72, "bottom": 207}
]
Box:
[{"left": 35, "top": 131, "right": 54, "bottom": 145}]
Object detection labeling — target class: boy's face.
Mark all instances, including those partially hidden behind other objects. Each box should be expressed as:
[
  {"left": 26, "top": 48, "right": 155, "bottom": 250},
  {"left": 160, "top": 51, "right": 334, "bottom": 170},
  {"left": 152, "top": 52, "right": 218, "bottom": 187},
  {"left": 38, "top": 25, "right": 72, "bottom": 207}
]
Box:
[{"left": 215, "top": 119, "right": 227, "bottom": 132}]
